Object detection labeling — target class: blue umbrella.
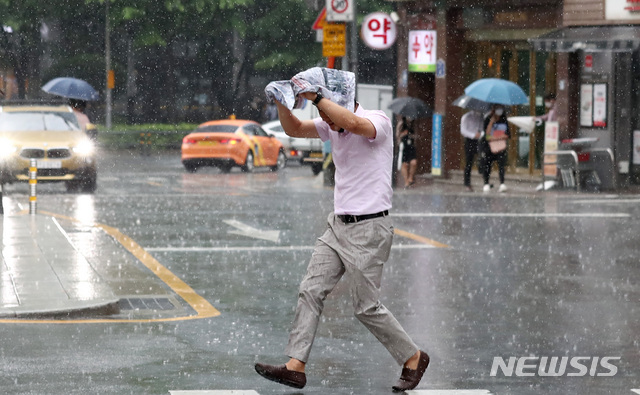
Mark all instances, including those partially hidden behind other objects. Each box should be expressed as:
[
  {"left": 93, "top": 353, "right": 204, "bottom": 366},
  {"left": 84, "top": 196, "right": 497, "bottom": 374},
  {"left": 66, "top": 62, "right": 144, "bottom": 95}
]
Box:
[
  {"left": 42, "top": 77, "right": 99, "bottom": 101},
  {"left": 464, "top": 78, "right": 528, "bottom": 106}
]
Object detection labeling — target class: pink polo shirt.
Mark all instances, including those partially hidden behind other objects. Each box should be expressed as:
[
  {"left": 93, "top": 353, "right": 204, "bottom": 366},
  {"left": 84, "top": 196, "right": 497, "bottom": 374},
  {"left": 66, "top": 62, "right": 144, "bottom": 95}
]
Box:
[{"left": 314, "top": 106, "right": 393, "bottom": 216}]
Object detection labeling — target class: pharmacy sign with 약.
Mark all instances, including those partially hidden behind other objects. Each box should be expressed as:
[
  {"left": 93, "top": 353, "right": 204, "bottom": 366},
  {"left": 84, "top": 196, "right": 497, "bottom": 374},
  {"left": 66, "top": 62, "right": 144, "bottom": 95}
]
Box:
[
  {"left": 361, "top": 12, "right": 397, "bottom": 50},
  {"left": 606, "top": 0, "right": 640, "bottom": 20},
  {"left": 408, "top": 30, "right": 437, "bottom": 72}
]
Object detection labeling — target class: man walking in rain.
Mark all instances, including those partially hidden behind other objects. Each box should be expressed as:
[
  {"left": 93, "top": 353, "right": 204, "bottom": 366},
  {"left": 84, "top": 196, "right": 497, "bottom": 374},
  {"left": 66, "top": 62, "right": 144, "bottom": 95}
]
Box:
[{"left": 256, "top": 68, "right": 429, "bottom": 391}]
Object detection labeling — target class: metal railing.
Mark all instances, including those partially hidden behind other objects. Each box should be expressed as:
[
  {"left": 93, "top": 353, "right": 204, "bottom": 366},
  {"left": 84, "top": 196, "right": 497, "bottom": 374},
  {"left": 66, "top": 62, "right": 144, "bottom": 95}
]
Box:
[
  {"left": 542, "top": 148, "right": 616, "bottom": 192},
  {"left": 542, "top": 150, "right": 580, "bottom": 192}
]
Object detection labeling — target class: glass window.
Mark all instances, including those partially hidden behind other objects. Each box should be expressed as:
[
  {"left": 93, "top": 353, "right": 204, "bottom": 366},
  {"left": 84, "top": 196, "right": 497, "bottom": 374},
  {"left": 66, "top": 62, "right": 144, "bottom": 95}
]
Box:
[
  {"left": 254, "top": 127, "right": 268, "bottom": 137},
  {"left": 243, "top": 125, "right": 258, "bottom": 136},
  {"left": 0, "top": 112, "right": 80, "bottom": 132},
  {"left": 196, "top": 125, "right": 238, "bottom": 134}
]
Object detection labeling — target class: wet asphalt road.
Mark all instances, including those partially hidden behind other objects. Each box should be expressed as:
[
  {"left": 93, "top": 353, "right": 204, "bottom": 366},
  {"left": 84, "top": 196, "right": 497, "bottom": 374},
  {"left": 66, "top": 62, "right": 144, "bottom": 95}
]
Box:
[{"left": 0, "top": 149, "right": 639, "bottom": 395}]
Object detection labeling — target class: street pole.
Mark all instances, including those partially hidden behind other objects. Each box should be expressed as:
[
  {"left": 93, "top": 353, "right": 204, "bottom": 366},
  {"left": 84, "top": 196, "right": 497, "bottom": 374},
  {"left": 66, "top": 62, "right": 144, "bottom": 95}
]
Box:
[
  {"left": 350, "top": 0, "right": 358, "bottom": 96},
  {"left": 105, "top": 0, "right": 112, "bottom": 130}
]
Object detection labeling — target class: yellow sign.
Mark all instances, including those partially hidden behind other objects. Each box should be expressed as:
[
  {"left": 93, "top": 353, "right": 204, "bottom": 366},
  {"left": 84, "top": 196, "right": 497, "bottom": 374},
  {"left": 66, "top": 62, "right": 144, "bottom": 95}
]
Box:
[{"left": 323, "top": 23, "right": 346, "bottom": 57}]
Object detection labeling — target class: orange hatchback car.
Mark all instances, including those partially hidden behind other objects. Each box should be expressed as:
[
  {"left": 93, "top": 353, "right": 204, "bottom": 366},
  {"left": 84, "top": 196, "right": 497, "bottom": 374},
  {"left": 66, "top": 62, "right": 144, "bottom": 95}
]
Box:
[{"left": 181, "top": 119, "right": 286, "bottom": 173}]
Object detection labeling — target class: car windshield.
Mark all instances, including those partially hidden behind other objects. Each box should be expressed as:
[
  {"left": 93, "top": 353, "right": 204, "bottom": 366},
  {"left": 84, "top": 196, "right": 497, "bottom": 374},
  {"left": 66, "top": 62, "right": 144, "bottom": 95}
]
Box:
[
  {"left": 0, "top": 111, "right": 80, "bottom": 132},
  {"left": 197, "top": 125, "right": 238, "bottom": 134}
]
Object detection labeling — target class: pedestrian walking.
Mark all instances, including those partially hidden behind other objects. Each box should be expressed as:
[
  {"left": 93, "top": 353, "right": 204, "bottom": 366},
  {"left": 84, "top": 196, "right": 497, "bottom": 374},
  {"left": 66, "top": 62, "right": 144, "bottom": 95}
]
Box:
[
  {"left": 536, "top": 93, "right": 557, "bottom": 123},
  {"left": 460, "top": 110, "right": 484, "bottom": 191},
  {"left": 263, "top": 102, "right": 278, "bottom": 122},
  {"left": 68, "top": 99, "right": 97, "bottom": 141},
  {"left": 255, "top": 86, "right": 429, "bottom": 391},
  {"left": 396, "top": 117, "right": 418, "bottom": 187},
  {"left": 533, "top": 93, "right": 557, "bottom": 167},
  {"left": 69, "top": 99, "right": 90, "bottom": 131},
  {"left": 480, "top": 104, "right": 510, "bottom": 193},
  {"left": 0, "top": 87, "right": 3, "bottom": 214}
]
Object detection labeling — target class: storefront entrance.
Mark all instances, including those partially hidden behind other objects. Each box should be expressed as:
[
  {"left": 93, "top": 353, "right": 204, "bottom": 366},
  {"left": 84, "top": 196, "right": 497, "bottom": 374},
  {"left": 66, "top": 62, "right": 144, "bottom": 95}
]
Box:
[{"left": 470, "top": 41, "right": 556, "bottom": 174}]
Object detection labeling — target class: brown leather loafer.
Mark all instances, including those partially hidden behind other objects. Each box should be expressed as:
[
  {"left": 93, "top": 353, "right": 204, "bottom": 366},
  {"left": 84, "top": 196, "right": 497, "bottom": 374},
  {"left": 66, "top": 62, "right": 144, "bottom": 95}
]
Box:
[
  {"left": 254, "top": 363, "right": 306, "bottom": 389},
  {"left": 392, "top": 350, "right": 430, "bottom": 392}
]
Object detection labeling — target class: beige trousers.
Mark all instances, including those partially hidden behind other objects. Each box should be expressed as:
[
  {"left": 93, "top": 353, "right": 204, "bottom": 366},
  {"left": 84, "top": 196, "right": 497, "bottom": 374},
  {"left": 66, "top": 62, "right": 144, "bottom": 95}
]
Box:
[{"left": 285, "top": 213, "right": 419, "bottom": 365}]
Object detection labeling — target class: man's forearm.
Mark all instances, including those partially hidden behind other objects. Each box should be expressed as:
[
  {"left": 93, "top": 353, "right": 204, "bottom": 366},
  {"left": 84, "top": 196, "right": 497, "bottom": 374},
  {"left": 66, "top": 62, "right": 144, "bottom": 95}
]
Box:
[
  {"left": 276, "top": 101, "right": 318, "bottom": 138},
  {"left": 276, "top": 102, "right": 301, "bottom": 134},
  {"left": 313, "top": 96, "right": 376, "bottom": 139}
]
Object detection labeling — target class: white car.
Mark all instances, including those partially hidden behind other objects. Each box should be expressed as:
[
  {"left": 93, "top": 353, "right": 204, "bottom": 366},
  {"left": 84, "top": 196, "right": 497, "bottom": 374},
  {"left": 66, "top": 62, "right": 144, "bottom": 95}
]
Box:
[{"left": 262, "top": 119, "right": 324, "bottom": 174}]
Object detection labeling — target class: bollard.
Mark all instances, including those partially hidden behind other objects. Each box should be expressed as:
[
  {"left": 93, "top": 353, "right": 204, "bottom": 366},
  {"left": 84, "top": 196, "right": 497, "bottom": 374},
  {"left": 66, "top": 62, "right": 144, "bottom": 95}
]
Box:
[
  {"left": 29, "top": 158, "right": 37, "bottom": 215},
  {"left": 139, "top": 132, "right": 152, "bottom": 156}
]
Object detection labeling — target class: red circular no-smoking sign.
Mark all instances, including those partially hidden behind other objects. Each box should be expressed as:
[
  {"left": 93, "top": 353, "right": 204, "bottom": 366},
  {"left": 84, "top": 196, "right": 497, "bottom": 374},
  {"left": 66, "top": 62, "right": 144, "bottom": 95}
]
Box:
[{"left": 331, "top": 0, "right": 349, "bottom": 13}]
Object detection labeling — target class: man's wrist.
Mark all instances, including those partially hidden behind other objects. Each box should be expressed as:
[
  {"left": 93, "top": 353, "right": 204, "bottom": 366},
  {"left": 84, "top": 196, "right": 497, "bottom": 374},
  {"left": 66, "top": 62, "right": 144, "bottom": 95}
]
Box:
[{"left": 312, "top": 91, "right": 324, "bottom": 106}]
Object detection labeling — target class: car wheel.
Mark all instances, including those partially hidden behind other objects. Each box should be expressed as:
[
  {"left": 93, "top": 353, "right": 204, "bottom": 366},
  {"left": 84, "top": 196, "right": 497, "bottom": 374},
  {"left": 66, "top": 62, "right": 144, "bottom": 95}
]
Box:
[
  {"left": 271, "top": 150, "right": 286, "bottom": 172},
  {"left": 183, "top": 162, "right": 199, "bottom": 173},
  {"left": 241, "top": 151, "right": 255, "bottom": 173},
  {"left": 311, "top": 162, "right": 323, "bottom": 175},
  {"left": 80, "top": 176, "right": 97, "bottom": 193},
  {"left": 65, "top": 180, "right": 79, "bottom": 193},
  {"left": 68, "top": 170, "right": 97, "bottom": 194}
]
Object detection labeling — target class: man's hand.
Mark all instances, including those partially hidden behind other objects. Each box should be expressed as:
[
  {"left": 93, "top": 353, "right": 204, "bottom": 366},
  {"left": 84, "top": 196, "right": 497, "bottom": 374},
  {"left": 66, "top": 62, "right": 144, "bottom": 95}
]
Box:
[{"left": 299, "top": 92, "right": 317, "bottom": 102}]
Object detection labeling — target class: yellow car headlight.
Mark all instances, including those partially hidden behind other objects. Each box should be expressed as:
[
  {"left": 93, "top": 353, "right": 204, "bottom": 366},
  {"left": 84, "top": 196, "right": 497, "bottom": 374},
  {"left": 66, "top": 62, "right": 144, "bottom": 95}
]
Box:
[
  {"left": 73, "top": 140, "right": 95, "bottom": 156},
  {"left": 0, "top": 138, "right": 17, "bottom": 159}
]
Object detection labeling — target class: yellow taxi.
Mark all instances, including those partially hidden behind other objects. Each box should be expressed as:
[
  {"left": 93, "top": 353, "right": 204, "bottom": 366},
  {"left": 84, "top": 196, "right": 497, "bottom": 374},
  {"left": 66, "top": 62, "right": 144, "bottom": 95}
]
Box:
[
  {"left": 181, "top": 119, "right": 286, "bottom": 173},
  {"left": 0, "top": 105, "right": 97, "bottom": 192}
]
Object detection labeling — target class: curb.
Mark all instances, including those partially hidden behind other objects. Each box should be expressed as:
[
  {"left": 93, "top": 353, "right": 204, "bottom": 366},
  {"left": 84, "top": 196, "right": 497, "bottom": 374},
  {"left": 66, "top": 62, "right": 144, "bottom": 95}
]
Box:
[{"left": 0, "top": 298, "right": 121, "bottom": 319}]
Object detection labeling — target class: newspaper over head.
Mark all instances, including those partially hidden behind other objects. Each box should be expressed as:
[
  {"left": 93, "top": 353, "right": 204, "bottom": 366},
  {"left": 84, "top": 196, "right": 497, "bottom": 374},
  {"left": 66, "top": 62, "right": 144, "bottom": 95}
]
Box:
[{"left": 264, "top": 67, "right": 356, "bottom": 112}]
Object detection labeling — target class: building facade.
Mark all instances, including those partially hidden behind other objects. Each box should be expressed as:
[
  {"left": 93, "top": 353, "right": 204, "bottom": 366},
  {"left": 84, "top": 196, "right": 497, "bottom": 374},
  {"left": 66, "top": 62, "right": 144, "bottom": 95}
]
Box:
[
  {"left": 531, "top": 0, "right": 640, "bottom": 188},
  {"left": 392, "top": 0, "right": 640, "bottom": 189}
]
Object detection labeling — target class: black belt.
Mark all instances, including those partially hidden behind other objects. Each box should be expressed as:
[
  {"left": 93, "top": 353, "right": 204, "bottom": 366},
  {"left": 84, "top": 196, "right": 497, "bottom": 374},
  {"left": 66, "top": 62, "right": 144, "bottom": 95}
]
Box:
[{"left": 338, "top": 210, "right": 389, "bottom": 224}]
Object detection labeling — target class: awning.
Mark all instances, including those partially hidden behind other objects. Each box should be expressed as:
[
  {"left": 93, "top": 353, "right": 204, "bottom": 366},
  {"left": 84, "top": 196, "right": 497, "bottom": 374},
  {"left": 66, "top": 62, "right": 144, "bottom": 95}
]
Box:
[{"left": 530, "top": 26, "right": 640, "bottom": 52}]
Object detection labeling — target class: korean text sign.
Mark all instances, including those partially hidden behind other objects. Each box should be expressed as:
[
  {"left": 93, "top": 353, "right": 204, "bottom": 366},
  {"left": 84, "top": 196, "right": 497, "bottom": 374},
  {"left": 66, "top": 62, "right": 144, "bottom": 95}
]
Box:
[
  {"left": 361, "top": 12, "right": 397, "bottom": 50},
  {"left": 408, "top": 30, "right": 437, "bottom": 72}
]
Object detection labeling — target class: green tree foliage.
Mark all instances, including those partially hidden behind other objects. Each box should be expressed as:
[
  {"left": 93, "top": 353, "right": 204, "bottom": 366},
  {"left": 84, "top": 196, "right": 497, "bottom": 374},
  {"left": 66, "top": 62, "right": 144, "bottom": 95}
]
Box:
[{"left": 1, "top": 0, "right": 394, "bottom": 121}]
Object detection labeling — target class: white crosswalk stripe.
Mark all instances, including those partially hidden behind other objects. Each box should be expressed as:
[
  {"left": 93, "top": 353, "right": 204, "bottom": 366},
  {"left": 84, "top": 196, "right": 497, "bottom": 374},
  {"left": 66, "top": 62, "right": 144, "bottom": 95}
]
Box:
[
  {"left": 168, "top": 391, "right": 492, "bottom": 395},
  {"left": 406, "top": 391, "right": 493, "bottom": 395},
  {"left": 169, "top": 391, "right": 259, "bottom": 395}
]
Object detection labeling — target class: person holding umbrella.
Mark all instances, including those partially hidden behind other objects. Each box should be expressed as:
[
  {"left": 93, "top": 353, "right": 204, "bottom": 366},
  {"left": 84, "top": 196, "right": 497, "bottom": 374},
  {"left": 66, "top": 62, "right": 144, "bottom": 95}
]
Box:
[
  {"left": 460, "top": 109, "right": 484, "bottom": 191},
  {"left": 536, "top": 93, "right": 557, "bottom": 123},
  {"left": 42, "top": 77, "right": 99, "bottom": 140},
  {"left": 388, "top": 97, "right": 431, "bottom": 188},
  {"left": 69, "top": 99, "right": 90, "bottom": 131},
  {"left": 396, "top": 116, "right": 417, "bottom": 187},
  {"left": 480, "top": 104, "right": 510, "bottom": 193}
]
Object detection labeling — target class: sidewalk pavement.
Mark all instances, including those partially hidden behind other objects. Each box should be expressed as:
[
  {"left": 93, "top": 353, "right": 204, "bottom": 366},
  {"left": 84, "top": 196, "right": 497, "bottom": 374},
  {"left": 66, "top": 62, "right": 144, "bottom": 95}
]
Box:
[
  {"left": 404, "top": 168, "right": 544, "bottom": 194},
  {"left": 0, "top": 214, "right": 120, "bottom": 318},
  {"left": 0, "top": 211, "right": 180, "bottom": 320}
]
